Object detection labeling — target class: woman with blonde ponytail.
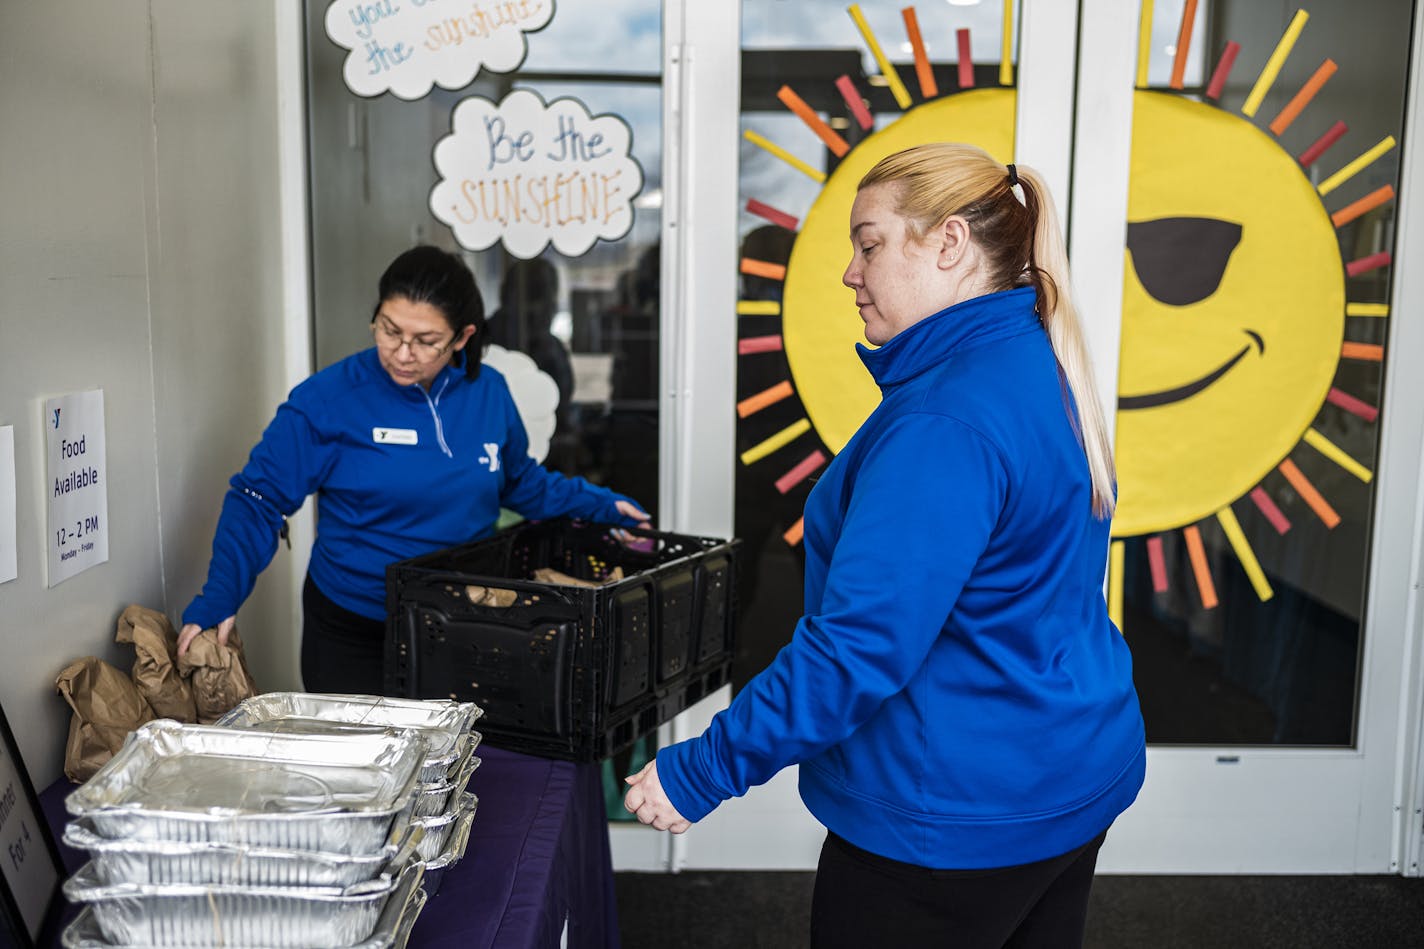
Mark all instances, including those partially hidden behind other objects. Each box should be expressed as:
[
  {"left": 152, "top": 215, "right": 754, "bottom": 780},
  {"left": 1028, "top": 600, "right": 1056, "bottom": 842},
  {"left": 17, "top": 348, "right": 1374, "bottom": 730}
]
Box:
[{"left": 626, "top": 143, "right": 1145, "bottom": 948}]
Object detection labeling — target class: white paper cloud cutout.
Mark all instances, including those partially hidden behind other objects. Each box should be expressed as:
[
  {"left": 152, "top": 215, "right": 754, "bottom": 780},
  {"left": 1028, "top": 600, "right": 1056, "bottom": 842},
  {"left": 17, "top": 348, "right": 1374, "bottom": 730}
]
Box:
[
  {"left": 429, "top": 90, "right": 643, "bottom": 259},
  {"left": 324, "top": 0, "right": 555, "bottom": 100},
  {"left": 483, "top": 344, "right": 559, "bottom": 463}
]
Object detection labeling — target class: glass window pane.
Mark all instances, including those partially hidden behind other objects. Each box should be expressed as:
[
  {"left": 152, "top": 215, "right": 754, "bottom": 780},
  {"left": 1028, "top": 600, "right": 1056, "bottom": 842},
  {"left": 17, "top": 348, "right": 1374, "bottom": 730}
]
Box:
[
  {"left": 1114, "top": 0, "right": 1412, "bottom": 745},
  {"left": 303, "top": 2, "right": 662, "bottom": 517},
  {"left": 735, "top": 0, "right": 1021, "bottom": 690}
]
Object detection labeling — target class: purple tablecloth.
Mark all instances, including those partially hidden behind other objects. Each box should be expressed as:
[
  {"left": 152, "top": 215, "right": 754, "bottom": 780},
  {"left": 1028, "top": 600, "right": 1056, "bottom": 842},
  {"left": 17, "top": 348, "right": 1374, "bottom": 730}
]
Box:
[{"left": 39, "top": 744, "right": 620, "bottom": 949}]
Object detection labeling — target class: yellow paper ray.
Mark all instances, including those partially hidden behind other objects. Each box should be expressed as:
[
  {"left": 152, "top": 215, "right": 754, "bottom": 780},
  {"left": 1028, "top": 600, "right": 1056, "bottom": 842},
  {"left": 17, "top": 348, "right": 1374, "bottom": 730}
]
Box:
[
  {"left": 743, "top": 129, "right": 827, "bottom": 184},
  {"left": 1303, "top": 427, "right": 1373, "bottom": 483},
  {"left": 1108, "top": 541, "right": 1125, "bottom": 632},
  {"left": 1136, "top": 0, "right": 1154, "bottom": 89},
  {"left": 741, "top": 418, "right": 812, "bottom": 466},
  {"left": 1346, "top": 303, "right": 1389, "bottom": 317},
  {"left": 1318, "top": 136, "right": 1398, "bottom": 197},
  {"left": 999, "top": 0, "right": 1014, "bottom": 87},
  {"left": 1242, "top": 9, "right": 1309, "bottom": 118},
  {"left": 737, "top": 300, "right": 781, "bottom": 316},
  {"left": 848, "top": 4, "right": 912, "bottom": 109},
  {"left": 1217, "top": 507, "right": 1274, "bottom": 602}
]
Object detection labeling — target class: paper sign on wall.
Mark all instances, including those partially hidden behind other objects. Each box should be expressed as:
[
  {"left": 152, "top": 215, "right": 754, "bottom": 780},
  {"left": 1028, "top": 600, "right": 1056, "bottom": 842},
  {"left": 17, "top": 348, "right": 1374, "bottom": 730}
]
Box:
[
  {"left": 430, "top": 90, "right": 643, "bottom": 259},
  {"left": 324, "top": 0, "right": 555, "bottom": 100},
  {"left": 0, "top": 426, "right": 14, "bottom": 584},
  {"left": 45, "top": 390, "right": 109, "bottom": 586}
]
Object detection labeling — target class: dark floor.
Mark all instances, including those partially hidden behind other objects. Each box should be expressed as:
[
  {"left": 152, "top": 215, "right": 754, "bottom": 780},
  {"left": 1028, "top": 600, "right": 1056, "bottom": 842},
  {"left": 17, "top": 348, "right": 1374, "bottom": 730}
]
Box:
[{"left": 615, "top": 871, "right": 1424, "bottom": 949}]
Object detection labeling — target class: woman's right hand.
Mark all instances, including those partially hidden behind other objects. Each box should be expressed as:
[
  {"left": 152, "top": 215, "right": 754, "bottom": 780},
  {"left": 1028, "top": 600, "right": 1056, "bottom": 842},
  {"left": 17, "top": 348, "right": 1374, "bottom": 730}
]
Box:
[{"left": 178, "top": 616, "right": 235, "bottom": 657}]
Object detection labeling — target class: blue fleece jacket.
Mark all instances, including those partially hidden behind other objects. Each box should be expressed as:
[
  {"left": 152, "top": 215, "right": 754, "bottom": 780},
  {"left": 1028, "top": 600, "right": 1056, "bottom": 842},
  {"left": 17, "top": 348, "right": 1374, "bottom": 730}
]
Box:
[
  {"left": 183, "top": 348, "right": 636, "bottom": 628},
  {"left": 657, "top": 286, "right": 1145, "bottom": 869}
]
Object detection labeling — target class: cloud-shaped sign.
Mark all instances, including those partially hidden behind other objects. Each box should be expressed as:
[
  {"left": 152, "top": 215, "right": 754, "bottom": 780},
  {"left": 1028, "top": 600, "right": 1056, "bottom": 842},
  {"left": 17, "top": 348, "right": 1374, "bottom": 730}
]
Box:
[
  {"left": 324, "top": 0, "right": 554, "bottom": 100},
  {"left": 482, "top": 344, "right": 559, "bottom": 462},
  {"left": 430, "top": 90, "right": 644, "bottom": 259}
]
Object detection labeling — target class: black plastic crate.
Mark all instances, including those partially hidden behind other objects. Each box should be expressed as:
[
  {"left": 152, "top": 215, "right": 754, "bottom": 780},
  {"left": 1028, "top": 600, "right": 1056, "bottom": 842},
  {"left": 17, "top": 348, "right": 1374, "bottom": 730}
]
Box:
[{"left": 384, "top": 519, "right": 738, "bottom": 762}]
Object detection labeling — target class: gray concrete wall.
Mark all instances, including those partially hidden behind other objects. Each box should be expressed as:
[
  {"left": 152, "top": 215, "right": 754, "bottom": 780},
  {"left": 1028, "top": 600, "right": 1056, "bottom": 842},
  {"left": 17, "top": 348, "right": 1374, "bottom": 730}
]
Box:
[{"left": 0, "top": 1, "right": 298, "bottom": 788}]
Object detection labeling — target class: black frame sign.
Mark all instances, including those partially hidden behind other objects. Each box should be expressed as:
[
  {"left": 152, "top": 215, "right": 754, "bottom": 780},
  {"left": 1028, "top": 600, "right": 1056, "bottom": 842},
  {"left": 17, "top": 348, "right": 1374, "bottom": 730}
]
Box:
[{"left": 0, "top": 700, "right": 63, "bottom": 948}]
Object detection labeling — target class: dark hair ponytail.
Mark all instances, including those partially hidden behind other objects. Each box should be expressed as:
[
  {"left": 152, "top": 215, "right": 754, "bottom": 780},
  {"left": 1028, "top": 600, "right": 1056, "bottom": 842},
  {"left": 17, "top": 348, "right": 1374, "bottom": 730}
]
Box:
[{"left": 374, "top": 245, "right": 486, "bottom": 379}]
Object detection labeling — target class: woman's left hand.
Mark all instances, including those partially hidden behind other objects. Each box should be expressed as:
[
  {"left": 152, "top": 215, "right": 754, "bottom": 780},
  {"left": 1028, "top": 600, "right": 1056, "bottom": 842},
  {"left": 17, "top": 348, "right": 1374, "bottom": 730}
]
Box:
[
  {"left": 615, "top": 499, "right": 651, "bottom": 530},
  {"left": 623, "top": 760, "right": 692, "bottom": 833}
]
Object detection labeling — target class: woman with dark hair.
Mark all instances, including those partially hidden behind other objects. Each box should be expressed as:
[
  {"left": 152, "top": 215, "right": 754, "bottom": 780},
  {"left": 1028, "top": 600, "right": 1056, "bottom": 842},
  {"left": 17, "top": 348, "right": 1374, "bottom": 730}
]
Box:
[
  {"left": 624, "top": 144, "right": 1144, "bottom": 947},
  {"left": 179, "top": 245, "right": 648, "bottom": 693}
]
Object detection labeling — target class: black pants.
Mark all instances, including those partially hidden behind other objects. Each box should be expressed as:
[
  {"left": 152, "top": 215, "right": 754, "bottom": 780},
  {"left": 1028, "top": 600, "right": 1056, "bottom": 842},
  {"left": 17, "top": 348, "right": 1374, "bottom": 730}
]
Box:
[
  {"left": 301, "top": 575, "right": 387, "bottom": 695},
  {"left": 810, "top": 829, "right": 1107, "bottom": 949}
]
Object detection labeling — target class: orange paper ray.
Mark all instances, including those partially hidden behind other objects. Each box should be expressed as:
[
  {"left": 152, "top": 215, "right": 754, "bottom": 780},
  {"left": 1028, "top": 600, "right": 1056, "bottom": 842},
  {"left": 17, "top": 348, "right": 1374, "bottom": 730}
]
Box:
[
  {"left": 902, "top": 7, "right": 937, "bottom": 99},
  {"left": 1269, "top": 59, "right": 1336, "bottom": 136},
  {"left": 1170, "top": 0, "right": 1199, "bottom": 90},
  {"left": 741, "top": 258, "right": 787, "bottom": 281},
  {"left": 1341, "top": 342, "right": 1384, "bottom": 361},
  {"left": 783, "top": 518, "right": 805, "bottom": 546},
  {"left": 1278, "top": 459, "right": 1341, "bottom": 528},
  {"left": 777, "top": 85, "right": 851, "bottom": 158},
  {"left": 1182, "top": 525, "right": 1219, "bottom": 610},
  {"left": 737, "top": 381, "right": 795, "bottom": 419},
  {"left": 1332, "top": 185, "right": 1395, "bottom": 228}
]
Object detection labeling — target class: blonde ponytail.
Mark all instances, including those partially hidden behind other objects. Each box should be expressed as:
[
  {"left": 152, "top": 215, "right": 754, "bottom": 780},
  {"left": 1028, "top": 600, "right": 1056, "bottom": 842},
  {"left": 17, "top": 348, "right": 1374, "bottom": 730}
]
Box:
[
  {"left": 861, "top": 144, "right": 1117, "bottom": 519},
  {"left": 1015, "top": 167, "right": 1116, "bottom": 518}
]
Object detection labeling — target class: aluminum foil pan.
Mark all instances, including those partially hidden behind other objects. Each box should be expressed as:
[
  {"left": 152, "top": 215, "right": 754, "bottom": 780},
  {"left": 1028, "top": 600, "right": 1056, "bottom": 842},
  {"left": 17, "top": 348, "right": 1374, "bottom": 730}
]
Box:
[
  {"left": 67, "top": 720, "right": 424, "bottom": 854},
  {"left": 411, "top": 754, "right": 481, "bottom": 818},
  {"left": 217, "top": 693, "right": 482, "bottom": 783},
  {"left": 412, "top": 792, "right": 478, "bottom": 863},
  {"left": 419, "top": 791, "right": 478, "bottom": 897},
  {"left": 64, "top": 817, "right": 424, "bottom": 888},
  {"left": 62, "top": 867, "right": 427, "bottom": 949},
  {"left": 63, "top": 859, "right": 423, "bottom": 948}
]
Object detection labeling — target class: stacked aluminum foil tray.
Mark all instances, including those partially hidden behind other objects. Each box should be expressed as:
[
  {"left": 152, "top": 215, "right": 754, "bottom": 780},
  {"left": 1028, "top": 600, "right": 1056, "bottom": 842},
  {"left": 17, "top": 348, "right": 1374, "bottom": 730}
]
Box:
[
  {"left": 61, "top": 718, "right": 432, "bottom": 947},
  {"left": 215, "top": 693, "right": 483, "bottom": 883}
]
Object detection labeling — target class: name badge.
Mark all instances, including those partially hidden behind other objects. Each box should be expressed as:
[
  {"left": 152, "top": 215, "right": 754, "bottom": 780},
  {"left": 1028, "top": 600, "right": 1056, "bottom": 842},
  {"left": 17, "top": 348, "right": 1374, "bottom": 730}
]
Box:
[{"left": 373, "top": 427, "right": 418, "bottom": 445}]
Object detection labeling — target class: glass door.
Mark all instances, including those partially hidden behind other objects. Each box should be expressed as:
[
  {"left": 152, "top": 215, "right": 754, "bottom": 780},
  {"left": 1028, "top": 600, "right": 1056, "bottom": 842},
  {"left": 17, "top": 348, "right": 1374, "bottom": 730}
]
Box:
[
  {"left": 1080, "top": 0, "right": 1423, "bottom": 872},
  {"left": 670, "top": 0, "right": 1424, "bottom": 874}
]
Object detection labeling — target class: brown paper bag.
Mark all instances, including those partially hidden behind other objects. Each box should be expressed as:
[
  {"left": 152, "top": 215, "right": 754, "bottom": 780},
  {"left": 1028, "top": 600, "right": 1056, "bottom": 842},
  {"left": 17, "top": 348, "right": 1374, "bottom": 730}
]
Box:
[
  {"left": 532, "top": 565, "right": 624, "bottom": 588},
  {"left": 465, "top": 585, "right": 519, "bottom": 607},
  {"left": 177, "top": 626, "right": 259, "bottom": 724},
  {"left": 55, "top": 657, "right": 156, "bottom": 783},
  {"left": 114, "top": 605, "right": 196, "bottom": 723}
]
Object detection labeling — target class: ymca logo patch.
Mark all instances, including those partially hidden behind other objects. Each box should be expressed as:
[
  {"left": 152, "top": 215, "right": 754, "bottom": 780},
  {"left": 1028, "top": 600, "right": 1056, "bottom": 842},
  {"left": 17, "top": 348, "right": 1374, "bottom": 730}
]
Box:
[
  {"left": 479, "top": 442, "right": 500, "bottom": 472},
  {"left": 373, "top": 427, "right": 418, "bottom": 445}
]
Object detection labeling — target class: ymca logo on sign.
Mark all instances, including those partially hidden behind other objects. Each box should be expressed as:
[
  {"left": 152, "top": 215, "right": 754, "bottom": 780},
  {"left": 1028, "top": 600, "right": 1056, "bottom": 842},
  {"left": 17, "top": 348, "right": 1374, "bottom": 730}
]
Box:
[{"left": 479, "top": 442, "right": 500, "bottom": 472}]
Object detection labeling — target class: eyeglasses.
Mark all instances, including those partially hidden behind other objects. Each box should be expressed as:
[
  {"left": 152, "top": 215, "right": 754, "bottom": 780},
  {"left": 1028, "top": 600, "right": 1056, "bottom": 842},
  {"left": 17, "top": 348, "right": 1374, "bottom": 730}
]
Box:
[{"left": 371, "top": 319, "right": 455, "bottom": 361}]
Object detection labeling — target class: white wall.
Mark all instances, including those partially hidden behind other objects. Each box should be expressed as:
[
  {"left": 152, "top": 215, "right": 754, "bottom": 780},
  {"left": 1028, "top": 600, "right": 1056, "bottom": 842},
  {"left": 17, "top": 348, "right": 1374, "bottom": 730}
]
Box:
[{"left": 0, "top": 1, "right": 299, "bottom": 789}]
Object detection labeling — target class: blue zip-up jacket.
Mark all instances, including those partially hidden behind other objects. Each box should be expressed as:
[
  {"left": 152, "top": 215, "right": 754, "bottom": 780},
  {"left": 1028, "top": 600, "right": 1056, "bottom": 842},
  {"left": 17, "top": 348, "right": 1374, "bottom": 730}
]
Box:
[
  {"left": 183, "top": 349, "right": 636, "bottom": 628},
  {"left": 657, "top": 287, "right": 1145, "bottom": 869}
]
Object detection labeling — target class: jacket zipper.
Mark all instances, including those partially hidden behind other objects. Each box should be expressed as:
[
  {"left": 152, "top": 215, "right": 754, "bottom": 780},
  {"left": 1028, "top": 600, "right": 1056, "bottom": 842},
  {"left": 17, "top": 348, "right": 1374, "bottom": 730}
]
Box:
[{"left": 422, "top": 377, "right": 453, "bottom": 458}]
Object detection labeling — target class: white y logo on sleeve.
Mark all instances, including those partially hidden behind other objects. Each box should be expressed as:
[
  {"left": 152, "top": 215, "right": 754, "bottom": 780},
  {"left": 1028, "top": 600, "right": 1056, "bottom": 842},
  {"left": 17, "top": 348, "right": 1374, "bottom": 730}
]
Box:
[{"left": 479, "top": 442, "right": 501, "bottom": 472}]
